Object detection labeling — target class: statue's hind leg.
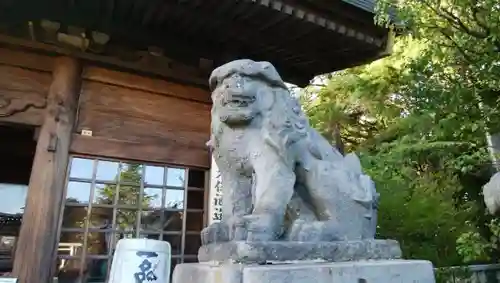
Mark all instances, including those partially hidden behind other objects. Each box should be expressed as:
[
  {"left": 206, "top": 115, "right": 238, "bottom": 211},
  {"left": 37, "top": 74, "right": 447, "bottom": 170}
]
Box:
[
  {"left": 284, "top": 187, "right": 341, "bottom": 241},
  {"left": 288, "top": 161, "right": 351, "bottom": 242},
  {"left": 297, "top": 160, "right": 377, "bottom": 241},
  {"left": 287, "top": 220, "right": 344, "bottom": 242}
]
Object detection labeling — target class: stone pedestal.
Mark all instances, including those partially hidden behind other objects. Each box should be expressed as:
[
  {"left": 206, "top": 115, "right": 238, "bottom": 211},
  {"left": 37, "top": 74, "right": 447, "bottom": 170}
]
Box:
[
  {"left": 172, "top": 260, "right": 436, "bottom": 283},
  {"left": 198, "top": 240, "right": 401, "bottom": 264},
  {"left": 174, "top": 240, "right": 435, "bottom": 283}
]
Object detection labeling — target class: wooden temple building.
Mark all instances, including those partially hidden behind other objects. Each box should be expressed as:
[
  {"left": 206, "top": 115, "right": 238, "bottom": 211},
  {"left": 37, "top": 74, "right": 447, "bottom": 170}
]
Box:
[{"left": 0, "top": 1, "right": 391, "bottom": 282}]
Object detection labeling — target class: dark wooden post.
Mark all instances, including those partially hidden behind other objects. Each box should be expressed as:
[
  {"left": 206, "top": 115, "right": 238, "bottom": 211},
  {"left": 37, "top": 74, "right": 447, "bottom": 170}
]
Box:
[{"left": 13, "top": 56, "right": 81, "bottom": 283}]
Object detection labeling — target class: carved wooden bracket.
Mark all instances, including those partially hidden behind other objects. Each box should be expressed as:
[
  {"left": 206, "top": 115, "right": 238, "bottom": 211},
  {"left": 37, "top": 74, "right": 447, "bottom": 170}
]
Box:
[{"left": 0, "top": 97, "right": 47, "bottom": 117}]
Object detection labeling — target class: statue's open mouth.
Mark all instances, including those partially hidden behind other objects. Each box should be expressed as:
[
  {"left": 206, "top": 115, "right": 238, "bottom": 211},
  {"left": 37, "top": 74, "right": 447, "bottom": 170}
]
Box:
[{"left": 222, "top": 94, "right": 255, "bottom": 107}]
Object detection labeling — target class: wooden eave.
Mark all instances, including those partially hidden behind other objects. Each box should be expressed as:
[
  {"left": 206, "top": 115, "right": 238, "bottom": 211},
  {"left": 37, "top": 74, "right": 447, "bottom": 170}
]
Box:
[{"left": 0, "top": 0, "right": 389, "bottom": 86}]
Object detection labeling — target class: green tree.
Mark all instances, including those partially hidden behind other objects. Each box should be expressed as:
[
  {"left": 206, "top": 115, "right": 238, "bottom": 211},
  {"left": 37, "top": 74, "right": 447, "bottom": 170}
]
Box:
[
  {"left": 302, "top": 34, "right": 496, "bottom": 266},
  {"left": 94, "top": 164, "right": 154, "bottom": 231},
  {"left": 375, "top": 0, "right": 500, "bottom": 160},
  {"left": 374, "top": 0, "right": 500, "bottom": 264}
]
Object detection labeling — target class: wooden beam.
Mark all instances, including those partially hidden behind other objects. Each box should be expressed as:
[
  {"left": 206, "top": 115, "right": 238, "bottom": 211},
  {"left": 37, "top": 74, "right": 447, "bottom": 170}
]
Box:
[
  {"left": 0, "top": 64, "right": 52, "bottom": 126},
  {"left": 82, "top": 66, "right": 211, "bottom": 104},
  {"left": 0, "top": 47, "right": 54, "bottom": 72},
  {"left": 261, "top": 0, "right": 386, "bottom": 37},
  {"left": 0, "top": 34, "right": 209, "bottom": 87},
  {"left": 13, "top": 56, "right": 82, "bottom": 283},
  {"left": 70, "top": 134, "right": 210, "bottom": 169}
]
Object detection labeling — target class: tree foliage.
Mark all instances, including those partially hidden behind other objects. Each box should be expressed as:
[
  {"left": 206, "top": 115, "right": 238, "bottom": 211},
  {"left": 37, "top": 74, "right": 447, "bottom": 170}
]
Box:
[
  {"left": 302, "top": 0, "right": 500, "bottom": 265},
  {"left": 95, "top": 164, "right": 154, "bottom": 231}
]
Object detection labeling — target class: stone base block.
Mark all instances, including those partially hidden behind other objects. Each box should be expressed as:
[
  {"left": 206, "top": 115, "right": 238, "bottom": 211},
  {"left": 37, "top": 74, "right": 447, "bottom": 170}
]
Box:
[
  {"left": 172, "top": 260, "right": 435, "bottom": 283},
  {"left": 198, "top": 240, "right": 401, "bottom": 264}
]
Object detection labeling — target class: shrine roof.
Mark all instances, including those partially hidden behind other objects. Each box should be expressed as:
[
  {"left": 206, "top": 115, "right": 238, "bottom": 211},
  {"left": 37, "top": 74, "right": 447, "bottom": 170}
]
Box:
[{"left": 0, "top": 0, "right": 391, "bottom": 86}]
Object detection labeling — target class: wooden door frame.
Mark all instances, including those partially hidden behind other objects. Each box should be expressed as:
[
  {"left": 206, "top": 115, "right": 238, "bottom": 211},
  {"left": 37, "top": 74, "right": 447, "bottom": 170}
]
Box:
[{"left": 12, "top": 56, "right": 82, "bottom": 283}]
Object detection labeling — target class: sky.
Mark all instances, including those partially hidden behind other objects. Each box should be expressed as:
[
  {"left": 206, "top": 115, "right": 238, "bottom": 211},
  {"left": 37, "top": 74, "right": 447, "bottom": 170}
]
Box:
[{"left": 0, "top": 183, "right": 28, "bottom": 214}]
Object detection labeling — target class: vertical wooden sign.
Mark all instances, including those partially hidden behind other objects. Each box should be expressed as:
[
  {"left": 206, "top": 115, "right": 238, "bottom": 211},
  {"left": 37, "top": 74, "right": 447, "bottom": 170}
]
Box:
[{"left": 208, "top": 156, "right": 223, "bottom": 224}]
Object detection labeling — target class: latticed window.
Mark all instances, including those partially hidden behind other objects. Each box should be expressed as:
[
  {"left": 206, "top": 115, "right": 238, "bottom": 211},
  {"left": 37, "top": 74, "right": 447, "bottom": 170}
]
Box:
[{"left": 56, "top": 156, "right": 207, "bottom": 282}]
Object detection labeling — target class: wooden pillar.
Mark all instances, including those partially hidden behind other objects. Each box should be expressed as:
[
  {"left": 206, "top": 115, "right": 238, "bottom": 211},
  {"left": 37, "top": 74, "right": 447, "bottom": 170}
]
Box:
[{"left": 13, "top": 56, "right": 82, "bottom": 283}]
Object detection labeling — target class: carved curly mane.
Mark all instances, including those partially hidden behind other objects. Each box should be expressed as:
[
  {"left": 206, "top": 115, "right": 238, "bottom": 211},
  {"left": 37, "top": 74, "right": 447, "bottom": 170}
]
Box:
[{"left": 261, "top": 85, "right": 309, "bottom": 163}]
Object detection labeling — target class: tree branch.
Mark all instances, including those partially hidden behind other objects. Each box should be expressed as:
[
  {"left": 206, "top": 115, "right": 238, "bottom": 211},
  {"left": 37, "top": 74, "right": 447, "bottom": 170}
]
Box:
[
  {"left": 470, "top": 0, "right": 490, "bottom": 35},
  {"left": 420, "top": 0, "right": 488, "bottom": 39},
  {"left": 439, "top": 29, "right": 476, "bottom": 63},
  {"left": 440, "top": 7, "right": 488, "bottom": 39}
]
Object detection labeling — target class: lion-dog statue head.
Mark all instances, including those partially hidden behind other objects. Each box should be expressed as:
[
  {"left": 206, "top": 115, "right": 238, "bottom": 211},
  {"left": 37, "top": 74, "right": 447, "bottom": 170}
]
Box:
[{"left": 209, "top": 59, "right": 309, "bottom": 162}]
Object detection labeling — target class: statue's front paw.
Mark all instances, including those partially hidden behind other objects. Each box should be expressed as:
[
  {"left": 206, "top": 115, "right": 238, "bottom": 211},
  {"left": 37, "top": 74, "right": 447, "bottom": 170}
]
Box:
[
  {"left": 287, "top": 220, "right": 307, "bottom": 241},
  {"left": 287, "top": 220, "right": 342, "bottom": 242},
  {"left": 227, "top": 216, "right": 248, "bottom": 241},
  {"left": 201, "top": 222, "right": 230, "bottom": 245},
  {"left": 243, "top": 214, "right": 281, "bottom": 242}
]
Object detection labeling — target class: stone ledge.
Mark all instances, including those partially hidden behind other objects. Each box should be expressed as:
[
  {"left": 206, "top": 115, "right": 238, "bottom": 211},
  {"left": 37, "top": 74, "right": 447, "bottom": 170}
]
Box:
[
  {"left": 173, "top": 260, "right": 436, "bottom": 283},
  {"left": 198, "top": 239, "right": 402, "bottom": 264}
]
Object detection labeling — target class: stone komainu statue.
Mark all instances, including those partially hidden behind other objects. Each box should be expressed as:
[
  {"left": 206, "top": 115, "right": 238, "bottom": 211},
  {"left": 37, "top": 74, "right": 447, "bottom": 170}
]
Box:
[{"left": 203, "top": 59, "right": 379, "bottom": 244}]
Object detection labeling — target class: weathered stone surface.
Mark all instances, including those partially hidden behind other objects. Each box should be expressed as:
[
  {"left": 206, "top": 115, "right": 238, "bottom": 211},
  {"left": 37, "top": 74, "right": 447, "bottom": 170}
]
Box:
[
  {"left": 204, "top": 59, "right": 380, "bottom": 244},
  {"left": 243, "top": 260, "right": 435, "bottom": 283},
  {"left": 483, "top": 172, "right": 500, "bottom": 215},
  {"left": 198, "top": 240, "right": 402, "bottom": 264},
  {"left": 172, "top": 262, "right": 244, "bottom": 283},
  {"left": 172, "top": 260, "right": 435, "bottom": 283}
]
